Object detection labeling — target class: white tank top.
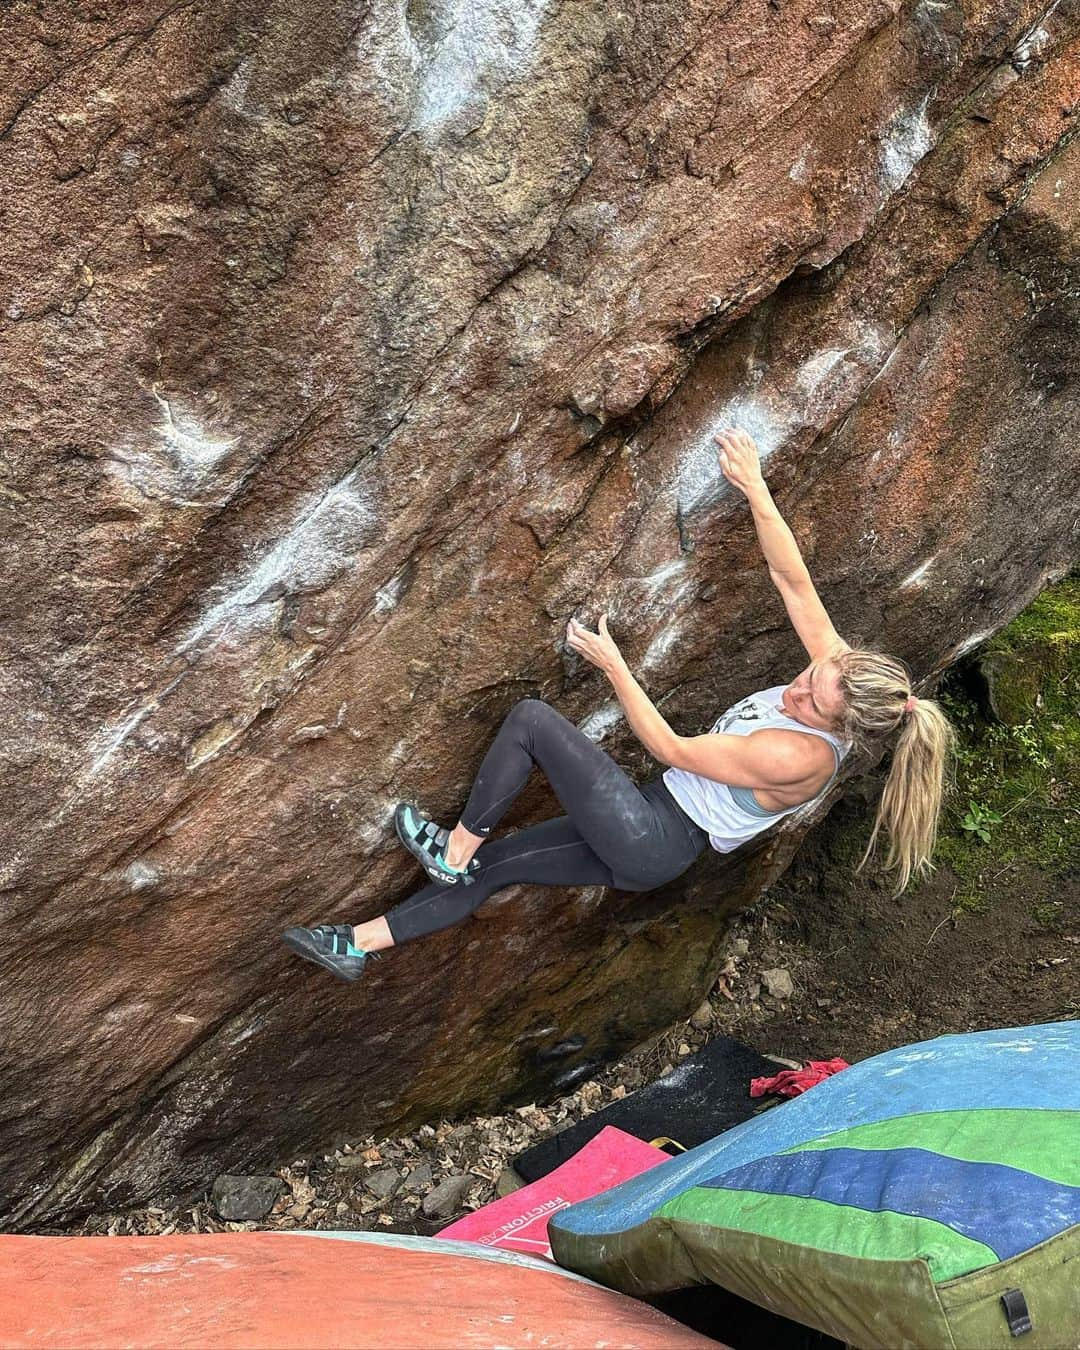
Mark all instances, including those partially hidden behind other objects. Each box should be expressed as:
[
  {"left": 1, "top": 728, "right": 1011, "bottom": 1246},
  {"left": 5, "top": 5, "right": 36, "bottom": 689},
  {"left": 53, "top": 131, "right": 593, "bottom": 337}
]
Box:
[{"left": 663, "top": 684, "right": 850, "bottom": 854}]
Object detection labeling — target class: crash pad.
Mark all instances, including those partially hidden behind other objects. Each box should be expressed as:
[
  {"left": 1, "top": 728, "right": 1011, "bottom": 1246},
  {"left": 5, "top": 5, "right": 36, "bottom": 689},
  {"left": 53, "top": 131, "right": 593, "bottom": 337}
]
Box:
[
  {"left": 0, "top": 1229, "right": 720, "bottom": 1349},
  {"left": 515, "top": 1036, "right": 778, "bottom": 1183},
  {"left": 550, "top": 1021, "right": 1080, "bottom": 1350},
  {"left": 440, "top": 1125, "right": 668, "bottom": 1258}
]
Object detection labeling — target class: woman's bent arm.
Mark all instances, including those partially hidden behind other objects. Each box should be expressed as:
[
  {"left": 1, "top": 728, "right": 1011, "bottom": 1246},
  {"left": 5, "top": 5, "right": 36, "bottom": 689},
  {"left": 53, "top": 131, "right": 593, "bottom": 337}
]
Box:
[
  {"left": 606, "top": 658, "right": 682, "bottom": 762},
  {"left": 567, "top": 613, "right": 835, "bottom": 793},
  {"left": 605, "top": 660, "right": 832, "bottom": 794},
  {"left": 566, "top": 615, "right": 684, "bottom": 763}
]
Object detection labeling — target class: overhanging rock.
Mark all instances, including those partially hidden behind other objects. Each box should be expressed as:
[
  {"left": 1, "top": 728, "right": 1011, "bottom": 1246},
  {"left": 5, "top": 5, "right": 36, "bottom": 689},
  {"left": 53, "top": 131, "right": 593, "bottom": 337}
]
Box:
[{"left": 0, "top": 0, "right": 1077, "bottom": 1226}]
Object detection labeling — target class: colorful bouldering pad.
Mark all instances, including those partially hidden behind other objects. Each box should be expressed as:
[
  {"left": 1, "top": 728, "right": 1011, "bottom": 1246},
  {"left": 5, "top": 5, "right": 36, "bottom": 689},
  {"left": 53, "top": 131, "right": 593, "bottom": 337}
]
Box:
[
  {"left": 515, "top": 1036, "right": 778, "bottom": 1182},
  {"left": 551, "top": 1021, "right": 1080, "bottom": 1349},
  {"left": 440, "top": 1125, "right": 668, "bottom": 1258},
  {"left": 0, "top": 1229, "right": 721, "bottom": 1349}
]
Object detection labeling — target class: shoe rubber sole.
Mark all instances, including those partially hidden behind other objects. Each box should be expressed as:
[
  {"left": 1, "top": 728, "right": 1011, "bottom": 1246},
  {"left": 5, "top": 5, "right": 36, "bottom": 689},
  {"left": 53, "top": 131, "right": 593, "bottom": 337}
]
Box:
[{"left": 281, "top": 928, "right": 365, "bottom": 982}]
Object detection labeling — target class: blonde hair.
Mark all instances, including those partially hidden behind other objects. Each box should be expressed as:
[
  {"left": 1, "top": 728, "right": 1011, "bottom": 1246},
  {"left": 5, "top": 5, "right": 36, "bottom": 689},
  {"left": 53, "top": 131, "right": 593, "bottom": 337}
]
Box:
[{"left": 823, "top": 645, "right": 955, "bottom": 894}]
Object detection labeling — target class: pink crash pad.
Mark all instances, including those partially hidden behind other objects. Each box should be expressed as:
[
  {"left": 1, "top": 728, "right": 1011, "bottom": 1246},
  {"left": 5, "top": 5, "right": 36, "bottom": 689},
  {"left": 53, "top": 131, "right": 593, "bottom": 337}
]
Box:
[
  {"left": 0, "top": 1230, "right": 721, "bottom": 1349},
  {"left": 440, "top": 1124, "right": 669, "bottom": 1259}
]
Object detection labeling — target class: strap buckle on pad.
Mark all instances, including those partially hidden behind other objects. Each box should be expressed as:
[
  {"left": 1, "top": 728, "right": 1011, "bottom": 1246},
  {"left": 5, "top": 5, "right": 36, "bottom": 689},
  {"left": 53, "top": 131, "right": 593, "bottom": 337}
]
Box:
[{"left": 1000, "top": 1288, "right": 1032, "bottom": 1337}]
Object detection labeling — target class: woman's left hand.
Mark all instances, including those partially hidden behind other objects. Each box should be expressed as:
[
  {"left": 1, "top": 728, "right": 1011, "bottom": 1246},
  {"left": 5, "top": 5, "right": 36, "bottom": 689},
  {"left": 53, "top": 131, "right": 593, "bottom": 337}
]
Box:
[{"left": 566, "top": 614, "right": 625, "bottom": 676}]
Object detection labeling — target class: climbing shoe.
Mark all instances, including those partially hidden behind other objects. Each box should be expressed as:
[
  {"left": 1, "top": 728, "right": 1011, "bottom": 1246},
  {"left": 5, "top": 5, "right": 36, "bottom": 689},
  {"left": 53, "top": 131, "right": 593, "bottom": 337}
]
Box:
[
  {"left": 281, "top": 924, "right": 374, "bottom": 982},
  {"left": 394, "top": 803, "right": 480, "bottom": 886}
]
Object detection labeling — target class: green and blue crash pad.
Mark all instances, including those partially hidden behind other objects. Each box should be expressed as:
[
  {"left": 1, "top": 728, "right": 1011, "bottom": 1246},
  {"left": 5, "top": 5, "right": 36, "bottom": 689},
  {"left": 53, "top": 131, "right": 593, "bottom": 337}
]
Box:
[{"left": 550, "top": 1020, "right": 1080, "bottom": 1349}]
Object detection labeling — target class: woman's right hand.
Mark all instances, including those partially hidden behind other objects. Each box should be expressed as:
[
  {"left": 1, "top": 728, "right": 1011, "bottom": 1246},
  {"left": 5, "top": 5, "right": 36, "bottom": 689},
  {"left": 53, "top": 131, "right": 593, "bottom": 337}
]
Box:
[{"left": 714, "top": 426, "right": 767, "bottom": 498}]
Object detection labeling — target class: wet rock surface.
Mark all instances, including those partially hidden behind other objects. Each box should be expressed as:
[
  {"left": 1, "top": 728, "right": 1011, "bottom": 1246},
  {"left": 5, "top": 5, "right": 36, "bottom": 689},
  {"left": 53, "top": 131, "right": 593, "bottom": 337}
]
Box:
[
  {"left": 62, "top": 925, "right": 775, "bottom": 1239},
  {"left": 2, "top": 2, "right": 1078, "bottom": 1226}
]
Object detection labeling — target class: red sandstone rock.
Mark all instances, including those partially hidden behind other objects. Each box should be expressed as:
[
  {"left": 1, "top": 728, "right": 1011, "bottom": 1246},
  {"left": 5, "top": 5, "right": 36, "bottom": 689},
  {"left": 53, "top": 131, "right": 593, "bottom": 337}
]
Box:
[{"left": 0, "top": 0, "right": 1076, "bottom": 1226}]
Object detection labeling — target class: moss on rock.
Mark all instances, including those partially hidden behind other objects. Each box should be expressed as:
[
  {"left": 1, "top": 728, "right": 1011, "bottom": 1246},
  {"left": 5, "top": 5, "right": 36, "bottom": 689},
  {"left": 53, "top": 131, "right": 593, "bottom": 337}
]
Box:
[
  {"left": 935, "top": 571, "right": 1080, "bottom": 912},
  {"left": 976, "top": 574, "right": 1080, "bottom": 725}
]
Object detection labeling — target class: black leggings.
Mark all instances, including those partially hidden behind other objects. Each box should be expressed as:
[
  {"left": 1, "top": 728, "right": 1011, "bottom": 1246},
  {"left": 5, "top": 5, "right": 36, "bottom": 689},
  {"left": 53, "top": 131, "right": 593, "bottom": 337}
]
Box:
[{"left": 385, "top": 699, "right": 709, "bottom": 945}]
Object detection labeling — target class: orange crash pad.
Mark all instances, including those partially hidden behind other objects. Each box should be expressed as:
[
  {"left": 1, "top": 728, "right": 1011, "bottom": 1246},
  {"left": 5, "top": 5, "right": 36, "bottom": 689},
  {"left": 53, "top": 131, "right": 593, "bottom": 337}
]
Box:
[{"left": 0, "top": 1229, "right": 720, "bottom": 1349}]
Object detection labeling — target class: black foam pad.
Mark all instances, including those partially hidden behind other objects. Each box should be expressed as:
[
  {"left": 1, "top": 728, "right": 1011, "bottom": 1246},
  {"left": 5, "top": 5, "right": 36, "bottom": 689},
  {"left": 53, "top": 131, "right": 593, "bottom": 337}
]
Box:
[{"left": 514, "top": 1035, "right": 781, "bottom": 1183}]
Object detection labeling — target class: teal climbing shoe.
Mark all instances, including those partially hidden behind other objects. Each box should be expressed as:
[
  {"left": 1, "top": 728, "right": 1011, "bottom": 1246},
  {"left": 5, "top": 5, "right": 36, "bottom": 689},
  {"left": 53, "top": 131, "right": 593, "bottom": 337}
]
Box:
[
  {"left": 394, "top": 803, "right": 480, "bottom": 886},
  {"left": 281, "top": 924, "right": 373, "bottom": 982}
]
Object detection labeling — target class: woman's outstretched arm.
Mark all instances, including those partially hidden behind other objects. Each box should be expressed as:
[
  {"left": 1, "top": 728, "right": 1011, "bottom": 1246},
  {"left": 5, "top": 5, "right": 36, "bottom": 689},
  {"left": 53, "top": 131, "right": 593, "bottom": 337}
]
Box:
[{"left": 714, "top": 426, "right": 848, "bottom": 664}]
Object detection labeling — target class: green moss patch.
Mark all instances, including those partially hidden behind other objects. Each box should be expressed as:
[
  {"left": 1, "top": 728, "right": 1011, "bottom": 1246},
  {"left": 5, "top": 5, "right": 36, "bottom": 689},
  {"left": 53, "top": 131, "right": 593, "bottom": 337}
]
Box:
[{"left": 935, "top": 572, "right": 1080, "bottom": 914}]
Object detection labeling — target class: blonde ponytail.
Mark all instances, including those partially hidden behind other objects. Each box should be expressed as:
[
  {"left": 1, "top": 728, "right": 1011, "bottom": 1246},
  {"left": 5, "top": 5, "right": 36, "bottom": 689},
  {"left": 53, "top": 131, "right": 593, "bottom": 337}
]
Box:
[{"left": 833, "top": 649, "right": 956, "bottom": 894}]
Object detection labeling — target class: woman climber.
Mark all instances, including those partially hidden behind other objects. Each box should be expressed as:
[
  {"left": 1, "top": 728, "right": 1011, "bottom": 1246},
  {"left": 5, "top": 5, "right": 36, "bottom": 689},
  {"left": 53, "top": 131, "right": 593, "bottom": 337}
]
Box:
[{"left": 283, "top": 426, "right": 955, "bottom": 982}]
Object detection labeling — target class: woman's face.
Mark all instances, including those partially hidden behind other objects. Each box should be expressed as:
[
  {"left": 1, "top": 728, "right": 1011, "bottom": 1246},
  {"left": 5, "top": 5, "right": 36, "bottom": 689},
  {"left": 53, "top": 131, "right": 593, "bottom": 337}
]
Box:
[{"left": 781, "top": 659, "right": 846, "bottom": 731}]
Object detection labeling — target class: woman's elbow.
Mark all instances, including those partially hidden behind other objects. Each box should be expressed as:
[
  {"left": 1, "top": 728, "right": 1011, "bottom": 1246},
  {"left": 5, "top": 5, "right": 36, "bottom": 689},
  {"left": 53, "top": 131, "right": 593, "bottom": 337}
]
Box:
[{"left": 657, "top": 734, "right": 693, "bottom": 771}]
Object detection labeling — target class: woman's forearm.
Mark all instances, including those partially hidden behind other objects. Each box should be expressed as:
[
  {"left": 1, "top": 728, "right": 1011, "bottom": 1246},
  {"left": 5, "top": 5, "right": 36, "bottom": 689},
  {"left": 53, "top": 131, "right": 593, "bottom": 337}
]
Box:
[
  {"left": 744, "top": 483, "right": 810, "bottom": 579},
  {"left": 605, "top": 659, "right": 679, "bottom": 761}
]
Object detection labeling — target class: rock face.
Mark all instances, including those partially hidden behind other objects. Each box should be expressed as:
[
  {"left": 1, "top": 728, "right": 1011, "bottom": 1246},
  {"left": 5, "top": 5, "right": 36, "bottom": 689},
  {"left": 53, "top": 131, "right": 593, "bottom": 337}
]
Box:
[{"left": 0, "top": 1, "right": 1077, "bottom": 1228}]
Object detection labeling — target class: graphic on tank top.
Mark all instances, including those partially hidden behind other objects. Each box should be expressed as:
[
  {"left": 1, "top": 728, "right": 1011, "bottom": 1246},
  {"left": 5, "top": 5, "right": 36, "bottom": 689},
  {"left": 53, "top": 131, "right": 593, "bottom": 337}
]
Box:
[{"left": 710, "top": 692, "right": 781, "bottom": 735}]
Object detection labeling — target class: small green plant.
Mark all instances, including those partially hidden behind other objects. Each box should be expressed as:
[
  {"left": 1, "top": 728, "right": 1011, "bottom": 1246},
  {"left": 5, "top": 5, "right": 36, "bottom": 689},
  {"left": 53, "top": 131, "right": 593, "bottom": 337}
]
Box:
[
  {"left": 961, "top": 800, "right": 1003, "bottom": 844},
  {"left": 1007, "top": 720, "right": 1050, "bottom": 770}
]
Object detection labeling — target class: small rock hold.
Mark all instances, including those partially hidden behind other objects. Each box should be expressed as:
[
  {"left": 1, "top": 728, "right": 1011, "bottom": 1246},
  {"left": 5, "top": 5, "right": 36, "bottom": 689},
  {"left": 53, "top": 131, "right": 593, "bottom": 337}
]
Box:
[
  {"left": 401, "top": 1162, "right": 433, "bottom": 1193},
  {"left": 422, "top": 1173, "right": 474, "bottom": 1219},
  {"left": 210, "top": 1174, "right": 284, "bottom": 1223},
  {"left": 690, "top": 1001, "right": 713, "bottom": 1030},
  {"left": 365, "top": 1168, "right": 403, "bottom": 1200},
  {"left": 732, "top": 938, "right": 750, "bottom": 957},
  {"left": 496, "top": 1166, "right": 526, "bottom": 1198},
  {"left": 762, "top": 968, "right": 795, "bottom": 1000}
]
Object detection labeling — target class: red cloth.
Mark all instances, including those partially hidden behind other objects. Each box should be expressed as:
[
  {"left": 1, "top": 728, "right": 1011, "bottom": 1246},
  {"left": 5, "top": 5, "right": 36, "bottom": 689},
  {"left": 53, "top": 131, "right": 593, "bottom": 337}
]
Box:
[{"left": 750, "top": 1058, "right": 851, "bottom": 1099}]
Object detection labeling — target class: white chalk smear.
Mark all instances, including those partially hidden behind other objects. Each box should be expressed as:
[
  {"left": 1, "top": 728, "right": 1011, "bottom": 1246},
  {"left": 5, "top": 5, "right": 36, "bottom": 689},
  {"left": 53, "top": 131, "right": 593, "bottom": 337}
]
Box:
[
  {"left": 789, "top": 147, "right": 811, "bottom": 184},
  {"left": 679, "top": 326, "right": 895, "bottom": 520},
  {"left": 374, "top": 570, "right": 408, "bottom": 614},
  {"left": 678, "top": 394, "right": 786, "bottom": 516},
  {"left": 641, "top": 559, "right": 688, "bottom": 591},
  {"left": 901, "top": 556, "right": 937, "bottom": 589},
  {"left": 85, "top": 673, "right": 187, "bottom": 780},
  {"left": 795, "top": 348, "right": 850, "bottom": 393},
  {"left": 179, "top": 469, "right": 378, "bottom": 655},
  {"left": 354, "top": 797, "right": 397, "bottom": 856},
  {"left": 678, "top": 365, "right": 835, "bottom": 515},
  {"left": 110, "top": 390, "right": 238, "bottom": 505},
  {"left": 407, "top": 0, "right": 550, "bottom": 132},
  {"left": 950, "top": 626, "right": 996, "bottom": 659},
  {"left": 577, "top": 702, "right": 623, "bottom": 742},
  {"left": 123, "top": 861, "right": 161, "bottom": 890},
  {"left": 880, "top": 94, "right": 934, "bottom": 193},
  {"left": 642, "top": 617, "right": 685, "bottom": 672},
  {"left": 220, "top": 57, "right": 252, "bottom": 114}
]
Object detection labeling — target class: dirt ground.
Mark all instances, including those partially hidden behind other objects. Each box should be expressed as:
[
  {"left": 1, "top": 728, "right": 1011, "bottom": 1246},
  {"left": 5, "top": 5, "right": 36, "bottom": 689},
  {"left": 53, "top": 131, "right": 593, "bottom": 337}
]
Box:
[{"left": 737, "top": 797, "right": 1079, "bottom": 1067}]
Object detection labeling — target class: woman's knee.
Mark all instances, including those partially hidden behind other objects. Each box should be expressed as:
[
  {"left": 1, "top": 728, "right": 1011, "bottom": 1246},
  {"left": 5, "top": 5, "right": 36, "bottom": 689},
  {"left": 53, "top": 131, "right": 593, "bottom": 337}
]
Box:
[{"left": 506, "top": 697, "right": 554, "bottom": 729}]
